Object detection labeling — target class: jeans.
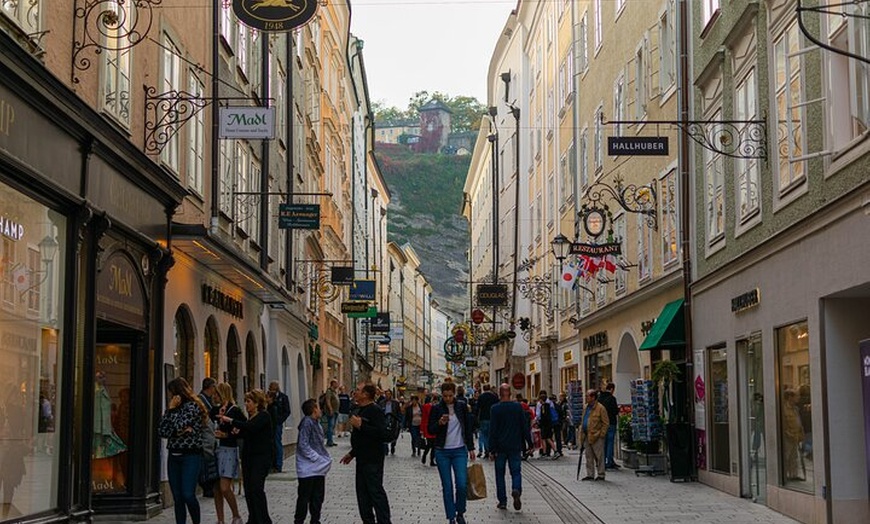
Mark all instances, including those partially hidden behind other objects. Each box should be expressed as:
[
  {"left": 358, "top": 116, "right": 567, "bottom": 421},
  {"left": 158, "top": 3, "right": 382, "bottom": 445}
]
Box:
[
  {"left": 409, "top": 426, "right": 421, "bottom": 454},
  {"left": 434, "top": 447, "right": 468, "bottom": 520},
  {"left": 566, "top": 424, "right": 577, "bottom": 448},
  {"left": 355, "top": 461, "right": 391, "bottom": 524},
  {"left": 274, "top": 424, "right": 285, "bottom": 471},
  {"left": 294, "top": 476, "right": 325, "bottom": 524},
  {"left": 555, "top": 422, "right": 564, "bottom": 453},
  {"left": 494, "top": 451, "right": 522, "bottom": 505},
  {"left": 478, "top": 419, "right": 490, "bottom": 453},
  {"left": 604, "top": 425, "right": 616, "bottom": 467},
  {"left": 167, "top": 453, "right": 202, "bottom": 524},
  {"left": 326, "top": 413, "right": 337, "bottom": 445}
]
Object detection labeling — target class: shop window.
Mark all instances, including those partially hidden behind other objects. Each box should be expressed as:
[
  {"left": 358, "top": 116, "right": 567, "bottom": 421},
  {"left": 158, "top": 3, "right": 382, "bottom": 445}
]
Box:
[
  {"left": 173, "top": 307, "right": 195, "bottom": 386},
  {"left": 708, "top": 346, "right": 730, "bottom": 473},
  {"left": 585, "top": 351, "right": 612, "bottom": 391},
  {"left": 777, "top": 321, "right": 813, "bottom": 492},
  {"left": 204, "top": 316, "right": 220, "bottom": 380},
  {"left": 0, "top": 185, "right": 66, "bottom": 515},
  {"left": 91, "top": 344, "right": 131, "bottom": 494},
  {"left": 281, "top": 347, "right": 290, "bottom": 397}
]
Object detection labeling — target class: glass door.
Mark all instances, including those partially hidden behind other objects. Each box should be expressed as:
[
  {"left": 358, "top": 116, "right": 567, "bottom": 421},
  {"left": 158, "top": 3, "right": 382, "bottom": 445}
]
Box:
[{"left": 738, "top": 335, "right": 766, "bottom": 503}]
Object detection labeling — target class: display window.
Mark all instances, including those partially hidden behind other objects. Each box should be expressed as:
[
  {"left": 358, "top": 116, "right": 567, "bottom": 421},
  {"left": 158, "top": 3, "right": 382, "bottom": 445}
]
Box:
[
  {"left": 708, "top": 346, "right": 730, "bottom": 473},
  {"left": 777, "top": 321, "right": 813, "bottom": 492},
  {"left": 91, "top": 344, "right": 131, "bottom": 494},
  {"left": 585, "top": 350, "right": 612, "bottom": 390},
  {"left": 0, "top": 183, "right": 66, "bottom": 518}
]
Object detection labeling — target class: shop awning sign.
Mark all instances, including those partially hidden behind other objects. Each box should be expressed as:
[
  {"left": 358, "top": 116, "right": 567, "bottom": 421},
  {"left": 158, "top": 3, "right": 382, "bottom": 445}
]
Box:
[
  {"left": 233, "top": 0, "right": 319, "bottom": 33},
  {"left": 219, "top": 107, "right": 275, "bottom": 139}
]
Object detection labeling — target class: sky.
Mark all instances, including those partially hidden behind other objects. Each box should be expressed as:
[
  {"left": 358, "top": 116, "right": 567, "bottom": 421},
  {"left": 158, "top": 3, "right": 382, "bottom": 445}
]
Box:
[{"left": 350, "top": 0, "right": 515, "bottom": 110}]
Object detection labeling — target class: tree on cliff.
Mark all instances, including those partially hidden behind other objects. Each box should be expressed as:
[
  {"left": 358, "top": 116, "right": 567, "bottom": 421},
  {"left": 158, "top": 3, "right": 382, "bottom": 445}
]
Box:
[{"left": 375, "top": 91, "right": 486, "bottom": 133}]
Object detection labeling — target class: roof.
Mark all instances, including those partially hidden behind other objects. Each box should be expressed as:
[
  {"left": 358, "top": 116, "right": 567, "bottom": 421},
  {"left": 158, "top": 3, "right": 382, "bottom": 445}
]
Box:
[{"left": 419, "top": 100, "right": 453, "bottom": 113}]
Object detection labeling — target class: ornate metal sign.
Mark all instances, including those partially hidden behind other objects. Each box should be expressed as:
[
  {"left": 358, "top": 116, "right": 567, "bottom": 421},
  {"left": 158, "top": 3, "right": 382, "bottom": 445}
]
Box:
[{"left": 232, "top": 0, "right": 318, "bottom": 32}]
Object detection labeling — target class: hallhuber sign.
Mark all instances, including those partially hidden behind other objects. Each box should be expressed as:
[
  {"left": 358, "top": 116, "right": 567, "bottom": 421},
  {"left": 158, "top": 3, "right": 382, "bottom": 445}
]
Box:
[
  {"left": 608, "top": 136, "right": 669, "bottom": 156},
  {"left": 232, "top": 0, "right": 319, "bottom": 33},
  {"left": 219, "top": 107, "right": 275, "bottom": 139}
]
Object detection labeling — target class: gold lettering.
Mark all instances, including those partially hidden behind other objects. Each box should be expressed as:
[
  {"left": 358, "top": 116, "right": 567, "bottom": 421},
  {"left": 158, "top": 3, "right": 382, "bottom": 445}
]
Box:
[{"left": 110, "top": 264, "right": 133, "bottom": 297}]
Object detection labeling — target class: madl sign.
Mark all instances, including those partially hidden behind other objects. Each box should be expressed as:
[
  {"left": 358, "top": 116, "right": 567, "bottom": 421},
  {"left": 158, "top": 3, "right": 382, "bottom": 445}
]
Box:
[
  {"left": 219, "top": 107, "right": 275, "bottom": 139},
  {"left": 233, "top": 0, "right": 319, "bottom": 32}
]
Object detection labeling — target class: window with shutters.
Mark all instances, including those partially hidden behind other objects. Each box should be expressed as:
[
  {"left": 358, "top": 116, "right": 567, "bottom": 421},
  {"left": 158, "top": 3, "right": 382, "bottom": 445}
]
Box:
[
  {"left": 637, "top": 212, "right": 653, "bottom": 282},
  {"left": 660, "top": 169, "right": 678, "bottom": 266},
  {"left": 773, "top": 20, "right": 807, "bottom": 193},
  {"left": 579, "top": 129, "right": 589, "bottom": 190},
  {"left": 594, "top": 107, "right": 603, "bottom": 172},
  {"left": 614, "top": 74, "right": 625, "bottom": 136},
  {"left": 579, "top": 11, "right": 589, "bottom": 73},
  {"left": 594, "top": 0, "right": 603, "bottom": 52},
  {"left": 188, "top": 73, "right": 205, "bottom": 196},
  {"left": 735, "top": 68, "right": 760, "bottom": 222},
  {"left": 659, "top": 0, "right": 677, "bottom": 93},
  {"left": 160, "top": 33, "right": 182, "bottom": 173},
  {"left": 614, "top": 214, "right": 626, "bottom": 294},
  {"left": 826, "top": 3, "right": 870, "bottom": 152},
  {"left": 704, "top": 113, "right": 725, "bottom": 245},
  {"left": 635, "top": 38, "right": 648, "bottom": 118}
]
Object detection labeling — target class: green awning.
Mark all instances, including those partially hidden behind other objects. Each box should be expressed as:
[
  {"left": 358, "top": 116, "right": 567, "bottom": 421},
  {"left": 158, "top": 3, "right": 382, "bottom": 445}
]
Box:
[{"left": 639, "top": 298, "right": 685, "bottom": 351}]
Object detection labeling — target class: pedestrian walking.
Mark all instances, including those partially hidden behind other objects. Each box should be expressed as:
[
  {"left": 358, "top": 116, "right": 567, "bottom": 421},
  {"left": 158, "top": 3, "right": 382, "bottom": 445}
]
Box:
[
  {"left": 158, "top": 377, "right": 209, "bottom": 524},
  {"left": 579, "top": 389, "right": 610, "bottom": 481},
  {"left": 475, "top": 384, "right": 498, "bottom": 458},
  {"left": 267, "top": 381, "right": 291, "bottom": 473},
  {"left": 294, "top": 399, "right": 332, "bottom": 524},
  {"left": 340, "top": 383, "right": 392, "bottom": 524},
  {"left": 337, "top": 386, "right": 351, "bottom": 437},
  {"left": 420, "top": 393, "right": 439, "bottom": 467},
  {"left": 489, "top": 384, "right": 532, "bottom": 512},
  {"left": 197, "top": 378, "right": 218, "bottom": 498},
  {"left": 598, "top": 383, "right": 620, "bottom": 469},
  {"left": 378, "top": 390, "right": 400, "bottom": 456},
  {"left": 404, "top": 395, "right": 423, "bottom": 457},
  {"left": 428, "top": 382, "right": 476, "bottom": 524},
  {"left": 211, "top": 382, "right": 245, "bottom": 524},
  {"left": 535, "top": 391, "right": 558, "bottom": 458},
  {"left": 221, "top": 389, "right": 274, "bottom": 524},
  {"left": 324, "top": 380, "right": 340, "bottom": 447}
]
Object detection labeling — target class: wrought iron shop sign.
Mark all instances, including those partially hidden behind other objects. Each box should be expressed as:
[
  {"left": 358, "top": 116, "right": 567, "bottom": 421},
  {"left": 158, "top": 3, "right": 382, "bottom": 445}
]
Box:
[
  {"left": 569, "top": 242, "right": 622, "bottom": 257},
  {"left": 731, "top": 288, "right": 760, "bottom": 313},
  {"left": 349, "top": 280, "right": 376, "bottom": 301},
  {"left": 219, "top": 107, "right": 275, "bottom": 139},
  {"left": 477, "top": 284, "right": 508, "bottom": 307},
  {"left": 370, "top": 312, "right": 390, "bottom": 333},
  {"left": 341, "top": 301, "right": 370, "bottom": 314},
  {"left": 608, "top": 136, "right": 669, "bottom": 156},
  {"left": 331, "top": 266, "right": 354, "bottom": 284},
  {"left": 279, "top": 203, "right": 320, "bottom": 229},
  {"left": 233, "top": 0, "right": 318, "bottom": 32}
]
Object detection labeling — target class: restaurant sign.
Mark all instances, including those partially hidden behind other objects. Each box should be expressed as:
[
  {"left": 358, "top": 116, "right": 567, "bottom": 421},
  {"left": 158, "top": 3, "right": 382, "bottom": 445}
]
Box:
[
  {"left": 569, "top": 242, "right": 621, "bottom": 257},
  {"left": 233, "top": 0, "right": 319, "bottom": 32}
]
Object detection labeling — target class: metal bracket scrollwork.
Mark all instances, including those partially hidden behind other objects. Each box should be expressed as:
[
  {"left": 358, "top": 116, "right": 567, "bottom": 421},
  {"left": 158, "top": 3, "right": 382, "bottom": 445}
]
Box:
[
  {"left": 73, "top": 0, "right": 161, "bottom": 84},
  {"left": 583, "top": 174, "right": 658, "bottom": 230},
  {"left": 144, "top": 86, "right": 211, "bottom": 155},
  {"left": 295, "top": 262, "right": 341, "bottom": 304},
  {"left": 601, "top": 115, "right": 768, "bottom": 161}
]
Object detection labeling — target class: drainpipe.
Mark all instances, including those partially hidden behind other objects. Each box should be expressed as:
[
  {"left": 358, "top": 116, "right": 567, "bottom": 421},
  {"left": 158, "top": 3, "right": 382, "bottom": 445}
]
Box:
[
  {"left": 210, "top": 1, "right": 220, "bottom": 233},
  {"left": 284, "top": 33, "right": 294, "bottom": 291}
]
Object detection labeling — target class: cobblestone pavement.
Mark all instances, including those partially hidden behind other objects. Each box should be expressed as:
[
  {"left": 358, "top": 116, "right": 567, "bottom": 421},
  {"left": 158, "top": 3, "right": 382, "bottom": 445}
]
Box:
[{"left": 130, "top": 435, "right": 799, "bottom": 524}]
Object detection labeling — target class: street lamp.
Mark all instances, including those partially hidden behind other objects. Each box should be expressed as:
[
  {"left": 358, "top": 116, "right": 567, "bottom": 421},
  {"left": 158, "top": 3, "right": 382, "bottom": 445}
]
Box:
[{"left": 550, "top": 233, "right": 571, "bottom": 264}]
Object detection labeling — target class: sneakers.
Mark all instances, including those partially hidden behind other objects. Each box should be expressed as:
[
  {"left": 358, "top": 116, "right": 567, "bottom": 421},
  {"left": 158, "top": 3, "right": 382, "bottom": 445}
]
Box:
[
  {"left": 496, "top": 502, "right": 507, "bottom": 510},
  {"left": 511, "top": 489, "right": 522, "bottom": 510},
  {"left": 552, "top": 452, "right": 563, "bottom": 459}
]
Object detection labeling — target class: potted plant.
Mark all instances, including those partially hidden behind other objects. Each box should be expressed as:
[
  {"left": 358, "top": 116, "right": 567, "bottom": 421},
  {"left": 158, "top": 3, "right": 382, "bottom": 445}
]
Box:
[{"left": 617, "top": 414, "right": 638, "bottom": 468}]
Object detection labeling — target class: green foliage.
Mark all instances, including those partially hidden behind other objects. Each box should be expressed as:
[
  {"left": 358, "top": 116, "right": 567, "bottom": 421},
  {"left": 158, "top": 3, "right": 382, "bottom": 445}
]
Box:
[
  {"left": 618, "top": 414, "right": 633, "bottom": 447},
  {"left": 374, "top": 91, "right": 486, "bottom": 133},
  {"left": 651, "top": 360, "right": 681, "bottom": 386}
]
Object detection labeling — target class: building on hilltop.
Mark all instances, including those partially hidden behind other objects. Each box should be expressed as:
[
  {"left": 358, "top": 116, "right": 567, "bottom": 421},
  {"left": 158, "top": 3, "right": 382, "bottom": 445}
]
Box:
[{"left": 415, "top": 99, "right": 452, "bottom": 153}]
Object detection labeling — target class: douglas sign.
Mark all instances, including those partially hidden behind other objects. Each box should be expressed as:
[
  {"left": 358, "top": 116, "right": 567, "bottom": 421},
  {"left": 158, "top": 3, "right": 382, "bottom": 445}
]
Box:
[{"left": 233, "top": 0, "right": 318, "bottom": 32}]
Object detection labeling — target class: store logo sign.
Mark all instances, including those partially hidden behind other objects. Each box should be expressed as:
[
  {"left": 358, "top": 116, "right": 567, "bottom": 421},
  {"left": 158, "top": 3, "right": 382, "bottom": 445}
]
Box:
[
  {"left": 233, "top": 0, "right": 319, "bottom": 32},
  {"left": 219, "top": 107, "right": 275, "bottom": 139}
]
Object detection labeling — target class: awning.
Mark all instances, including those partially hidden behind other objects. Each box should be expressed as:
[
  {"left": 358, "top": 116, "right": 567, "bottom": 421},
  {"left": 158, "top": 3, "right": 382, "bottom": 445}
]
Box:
[{"left": 639, "top": 298, "right": 685, "bottom": 351}]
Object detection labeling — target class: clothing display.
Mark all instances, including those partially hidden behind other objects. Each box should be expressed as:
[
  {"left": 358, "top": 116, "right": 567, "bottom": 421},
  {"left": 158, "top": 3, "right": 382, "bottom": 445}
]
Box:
[{"left": 93, "top": 384, "right": 127, "bottom": 459}]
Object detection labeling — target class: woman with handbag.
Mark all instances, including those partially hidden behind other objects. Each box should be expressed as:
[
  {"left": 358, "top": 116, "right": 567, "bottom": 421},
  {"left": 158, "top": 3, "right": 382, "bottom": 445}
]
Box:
[
  {"left": 427, "top": 382, "right": 476, "bottom": 524},
  {"left": 221, "top": 389, "right": 273, "bottom": 524},
  {"left": 211, "top": 383, "right": 246, "bottom": 524},
  {"left": 158, "top": 378, "right": 209, "bottom": 524}
]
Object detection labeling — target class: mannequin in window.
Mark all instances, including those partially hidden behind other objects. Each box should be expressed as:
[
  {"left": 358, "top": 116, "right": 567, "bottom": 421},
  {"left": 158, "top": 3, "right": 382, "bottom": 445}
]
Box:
[{"left": 93, "top": 370, "right": 127, "bottom": 492}]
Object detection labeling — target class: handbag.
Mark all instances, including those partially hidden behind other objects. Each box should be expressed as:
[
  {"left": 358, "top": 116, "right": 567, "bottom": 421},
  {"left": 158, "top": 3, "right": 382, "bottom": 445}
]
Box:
[{"left": 466, "top": 462, "right": 487, "bottom": 501}]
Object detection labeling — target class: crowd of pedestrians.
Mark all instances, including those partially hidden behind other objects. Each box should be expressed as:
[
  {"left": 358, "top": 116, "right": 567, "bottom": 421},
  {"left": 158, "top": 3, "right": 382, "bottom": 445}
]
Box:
[{"left": 158, "top": 376, "right": 618, "bottom": 524}]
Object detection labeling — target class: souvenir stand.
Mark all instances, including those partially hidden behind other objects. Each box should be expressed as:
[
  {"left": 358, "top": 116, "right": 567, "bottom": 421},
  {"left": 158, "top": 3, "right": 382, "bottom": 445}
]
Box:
[
  {"left": 631, "top": 379, "right": 665, "bottom": 476},
  {"left": 568, "top": 380, "right": 585, "bottom": 479}
]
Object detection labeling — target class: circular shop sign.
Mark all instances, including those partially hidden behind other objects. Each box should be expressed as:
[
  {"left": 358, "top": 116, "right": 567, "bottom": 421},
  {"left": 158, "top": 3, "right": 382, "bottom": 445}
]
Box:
[
  {"left": 233, "top": 0, "right": 319, "bottom": 33},
  {"left": 511, "top": 372, "right": 525, "bottom": 391}
]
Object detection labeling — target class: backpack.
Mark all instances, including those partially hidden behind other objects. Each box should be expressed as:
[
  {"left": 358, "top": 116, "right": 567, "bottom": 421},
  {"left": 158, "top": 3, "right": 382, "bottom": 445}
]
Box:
[
  {"left": 550, "top": 402, "right": 560, "bottom": 425},
  {"left": 318, "top": 393, "right": 327, "bottom": 412},
  {"left": 384, "top": 411, "right": 401, "bottom": 443}
]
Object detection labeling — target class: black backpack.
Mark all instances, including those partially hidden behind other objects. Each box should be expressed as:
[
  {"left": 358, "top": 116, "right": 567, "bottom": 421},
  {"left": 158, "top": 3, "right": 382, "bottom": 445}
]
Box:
[{"left": 384, "top": 411, "right": 401, "bottom": 443}]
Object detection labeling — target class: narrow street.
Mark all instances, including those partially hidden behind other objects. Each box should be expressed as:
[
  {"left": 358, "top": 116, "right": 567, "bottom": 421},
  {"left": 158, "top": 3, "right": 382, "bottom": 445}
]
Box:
[{"left": 135, "top": 436, "right": 797, "bottom": 524}]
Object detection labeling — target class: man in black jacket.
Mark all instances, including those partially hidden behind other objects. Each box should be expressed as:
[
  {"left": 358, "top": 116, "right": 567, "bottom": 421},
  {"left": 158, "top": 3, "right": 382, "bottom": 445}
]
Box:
[
  {"left": 490, "top": 384, "right": 532, "bottom": 511},
  {"left": 268, "top": 381, "right": 292, "bottom": 472},
  {"left": 341, "top": 383, "right": 392, "bottom": 524},
  {"left": 598, "top": 382, "right": 620, "bottom": 469},
  {"left": 476, "top": 384, "right": 499, "bottom": 458}
]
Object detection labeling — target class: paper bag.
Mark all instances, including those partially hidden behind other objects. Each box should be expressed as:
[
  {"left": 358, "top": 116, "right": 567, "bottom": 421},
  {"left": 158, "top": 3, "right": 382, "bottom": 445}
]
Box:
[{"left": 467, "top": 462, "right": 487, "bottom": 501}]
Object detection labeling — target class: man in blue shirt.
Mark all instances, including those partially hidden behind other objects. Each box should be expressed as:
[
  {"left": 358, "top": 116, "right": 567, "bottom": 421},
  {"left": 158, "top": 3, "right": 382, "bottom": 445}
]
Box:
[{"left": 489, "top": 384, "right": 533, "bottom": 511}]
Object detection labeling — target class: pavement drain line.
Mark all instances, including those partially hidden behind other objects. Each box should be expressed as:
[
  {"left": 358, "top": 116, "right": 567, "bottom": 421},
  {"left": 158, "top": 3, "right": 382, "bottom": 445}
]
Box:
[{"left": 525, "top": 463, "right": 605, "bottom": 524}]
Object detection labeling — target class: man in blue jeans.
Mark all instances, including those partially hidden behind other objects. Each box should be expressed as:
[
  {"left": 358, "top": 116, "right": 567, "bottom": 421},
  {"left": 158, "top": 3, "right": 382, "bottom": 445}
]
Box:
[
  {"left": 475, "top": 384, "right": 499, "bottom": 457},
  {"left": 489, "top": 383, "right": 533, "bottom": 511}
]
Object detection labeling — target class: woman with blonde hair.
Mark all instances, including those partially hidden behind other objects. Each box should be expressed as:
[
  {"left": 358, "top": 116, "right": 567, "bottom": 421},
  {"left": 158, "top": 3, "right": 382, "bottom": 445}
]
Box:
[
  {"left": 221, "top": 389, "right": 273, "bottom": 524},
  {"left": 211, "top": 383, "right": 246, "bottom": 524},
  {"left": 158, "top": 377, "right": 208, "bottom": 524}
]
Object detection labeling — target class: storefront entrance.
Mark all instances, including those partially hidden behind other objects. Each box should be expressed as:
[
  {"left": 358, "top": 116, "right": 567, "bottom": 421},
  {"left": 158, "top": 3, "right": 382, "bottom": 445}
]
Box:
[{"left": 738, "top": 334, "right": 765, "bottom": 503}]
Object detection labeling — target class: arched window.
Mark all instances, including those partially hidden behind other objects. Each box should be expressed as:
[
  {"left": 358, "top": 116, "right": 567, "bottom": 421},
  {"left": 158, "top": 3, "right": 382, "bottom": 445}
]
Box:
[
  {"left": 282, "top": 347, "right": 291, "bottom": 396},
  {"left": 227, "top": 325, "right": 241, "bottom": 397},
  {"left": 245, "top": 331, "right": 257, "bottom": 390},
  {"left": 204, "top": 316, "right": 220, "bottom": 381},
  {"left": 173, "top": 306, "right": 196, "bottom": 385}
]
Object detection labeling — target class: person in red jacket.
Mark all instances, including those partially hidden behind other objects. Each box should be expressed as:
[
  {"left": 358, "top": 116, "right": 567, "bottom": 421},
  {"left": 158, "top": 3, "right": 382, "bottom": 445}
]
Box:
[{"left": 420, "top": 392, "right": 440, "bottom": 467}]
